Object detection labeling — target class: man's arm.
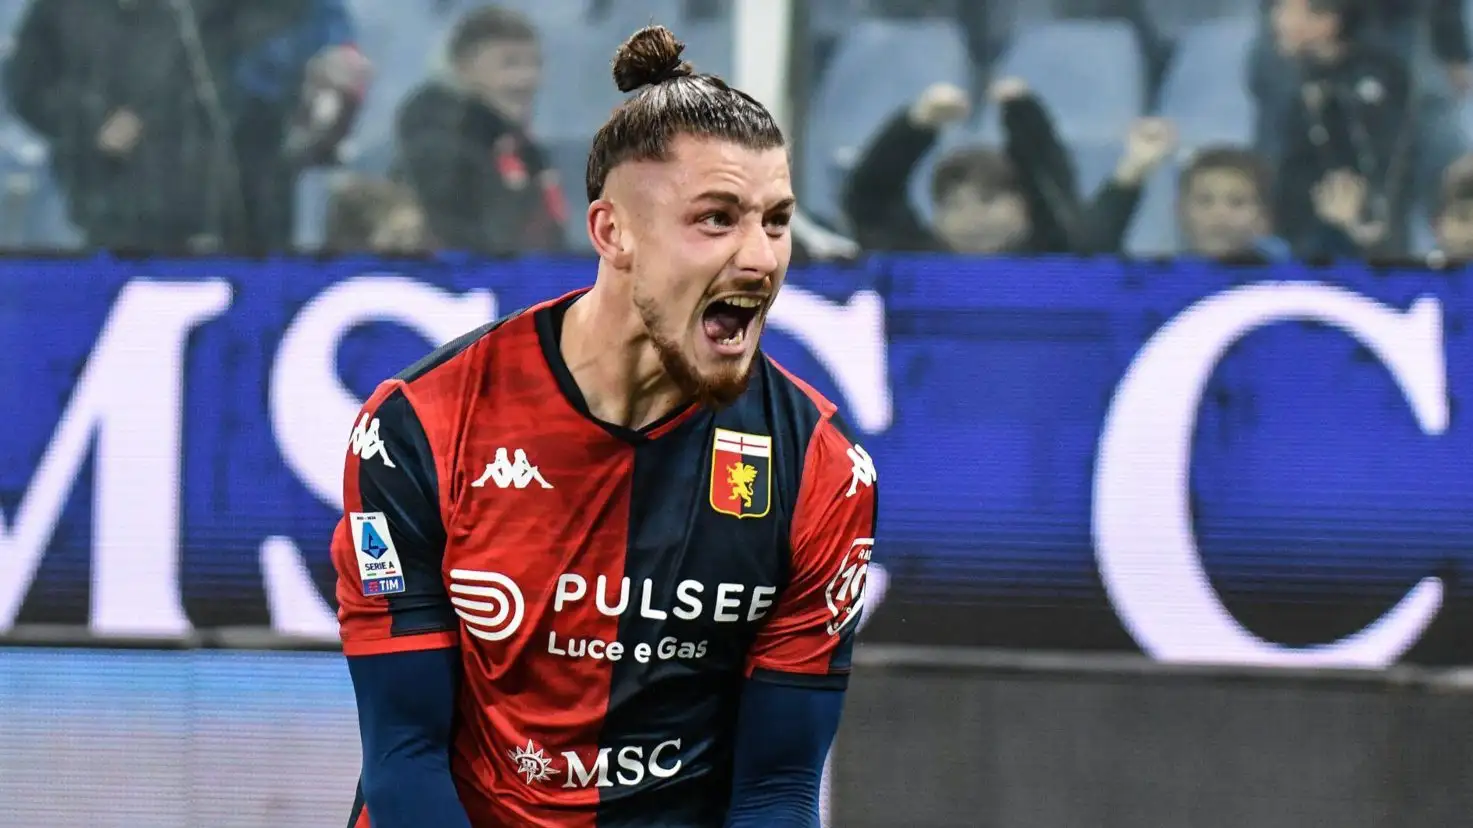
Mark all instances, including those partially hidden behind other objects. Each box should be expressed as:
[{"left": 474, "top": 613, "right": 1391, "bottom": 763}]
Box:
[
  {"left": 725, "top": 680, "right": 845, "bottom": 827},
  {"left": 996, "top": 83, "right": 1080, "bottom": 253},
  {"left": 331, "top": 382, "right": 470, "bottom": 828},
  {"left": 727, "top": 406, "right": 879, "bottom": 827},
  {"left": 349, "top": 648, "right": 469, "bottom": 827},
  {"left": 1081, "top": 117, "right": 1176, "bottom": 254},
  {"left": 840, "top": 83, "right": 963, "bottom": 249},
  {"left": 2, "top": 0, "right": 107, "bottom": 143}
]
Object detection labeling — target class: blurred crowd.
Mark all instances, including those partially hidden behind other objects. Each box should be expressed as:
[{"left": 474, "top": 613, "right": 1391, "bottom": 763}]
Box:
[{"left": 3, "top": 0, "right": 1473, "bottom": 261}]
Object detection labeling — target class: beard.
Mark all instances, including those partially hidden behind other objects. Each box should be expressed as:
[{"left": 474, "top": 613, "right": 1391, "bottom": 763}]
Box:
[{"left": 633, "top": 286, "right": 753, "bottom": 410}]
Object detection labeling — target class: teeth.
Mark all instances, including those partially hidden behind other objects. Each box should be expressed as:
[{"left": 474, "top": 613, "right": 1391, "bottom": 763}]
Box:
[
  {"left": 718, "top": 328, "right": 745, "bottom": 347},
  {"left": 724, "top": 296, "right": 762, "bottom": 308}
]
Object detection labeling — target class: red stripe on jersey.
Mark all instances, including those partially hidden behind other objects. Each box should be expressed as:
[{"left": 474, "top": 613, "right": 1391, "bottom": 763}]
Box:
[
  {"left": 744, "top": 409, "right": 876, "bottom": 680},
  {"left": 439, "top": 318, "right": 630, "bottom": 827},
  {"left": 343, "top": 631, "right": 457, "bottom": 657}
]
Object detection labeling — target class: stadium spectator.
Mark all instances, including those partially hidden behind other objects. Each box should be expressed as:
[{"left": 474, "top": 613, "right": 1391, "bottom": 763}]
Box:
[
  {"left": 842, "top": 79, "right": 1173, "bottom": 255},
  {"left": 324, "top": 175, "right": 430, "bottom": 254},
  {"left": 1266, "top": 0, "right": 1415, "bottom": 257},
  {"left": 1175, "top": 147, "right": 1283, "bottom": 259},
  {"left": 1433, "top": 154, "right": 1473, "bottom": 258},
  {"left": 393, "top": 5, "right": 567, "bottom": 255},
  {"left": 1252, "top": 0, "right": 1469, "bottom": 206},
  {"left": 3, "top": 0, "right": 360, "bottom": 253}
]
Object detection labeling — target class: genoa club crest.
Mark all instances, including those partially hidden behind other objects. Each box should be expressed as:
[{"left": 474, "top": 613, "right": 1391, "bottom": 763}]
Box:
[{"left": 710, "top": 428, "right": 772, "bottom": 519}]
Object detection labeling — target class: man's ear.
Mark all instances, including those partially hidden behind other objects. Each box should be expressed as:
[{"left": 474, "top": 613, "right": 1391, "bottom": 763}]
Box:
[{"left": 588, "top": 198, "right": 633, "bottom": 269}]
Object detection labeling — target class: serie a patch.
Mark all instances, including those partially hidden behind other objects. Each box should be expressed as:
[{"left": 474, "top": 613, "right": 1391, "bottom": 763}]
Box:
[{"left": 350, "top": 512, "right": 406, "bottom": 596}]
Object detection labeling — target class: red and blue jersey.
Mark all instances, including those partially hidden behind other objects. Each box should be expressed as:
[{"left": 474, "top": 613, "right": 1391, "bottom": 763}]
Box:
[{"left": 331, "top": 290, "right": 878, "bottom": 826}]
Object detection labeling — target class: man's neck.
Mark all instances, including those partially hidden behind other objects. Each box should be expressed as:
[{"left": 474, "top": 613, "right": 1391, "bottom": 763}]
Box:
[{"left": 560, "top": 281, "right": 688, "bottom": 431}]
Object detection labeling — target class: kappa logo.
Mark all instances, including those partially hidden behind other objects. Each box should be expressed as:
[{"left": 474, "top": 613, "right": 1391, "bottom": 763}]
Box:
[
  {"left": 348, "top": 413, "right": 396, "bottom": 468},
  {"left": 472, "top": 448, "right": 553, "bottom": 490},
  {"left": 845, "top": 444, "right": 876, "bottom": 497}
]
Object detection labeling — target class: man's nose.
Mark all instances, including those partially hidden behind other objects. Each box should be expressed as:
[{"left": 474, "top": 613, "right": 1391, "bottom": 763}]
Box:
[{"left": 734, "top": 224, "right": 779, "bottom": 276}]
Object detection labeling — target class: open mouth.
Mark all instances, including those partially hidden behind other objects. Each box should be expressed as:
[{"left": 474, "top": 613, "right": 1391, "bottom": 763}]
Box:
[{"left": 701, "top": 296, "right": 764, "bottom": 353}]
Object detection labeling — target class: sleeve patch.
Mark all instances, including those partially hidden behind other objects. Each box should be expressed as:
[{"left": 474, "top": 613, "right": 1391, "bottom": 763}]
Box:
[
  {"left": 824, "top": 537, "right": 873, "bottom": 636},
  {"left": 351, "top": 512, "right": 407, "bottom": 596}
]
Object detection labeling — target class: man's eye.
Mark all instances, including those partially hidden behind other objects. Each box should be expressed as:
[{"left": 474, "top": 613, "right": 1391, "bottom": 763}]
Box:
[
  {"left": 700, "top": 212, "right": 734, "bottom": 228},
  {"left": 765, "top": 213, "right": 793, "bottom": 229}
]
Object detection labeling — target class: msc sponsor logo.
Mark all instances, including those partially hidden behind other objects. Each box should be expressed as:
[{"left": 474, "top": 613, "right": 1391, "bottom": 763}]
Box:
[{"left": 508, "top": 738, "right": 684, "bottom": 789}]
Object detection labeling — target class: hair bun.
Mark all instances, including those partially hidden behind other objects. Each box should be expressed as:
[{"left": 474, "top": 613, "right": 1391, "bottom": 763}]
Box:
[{"left": 612, "top": 25, "right": 694, "bottom": 93}]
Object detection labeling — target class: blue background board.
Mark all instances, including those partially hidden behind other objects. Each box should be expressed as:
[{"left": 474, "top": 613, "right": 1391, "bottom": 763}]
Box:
[{"left": 5, "top": 255, "right": 1473, "bottom": 663}]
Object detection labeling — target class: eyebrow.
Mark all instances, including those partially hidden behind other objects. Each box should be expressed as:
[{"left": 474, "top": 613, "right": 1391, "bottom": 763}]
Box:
[{"left": 691, "top": 190, "right": 797, "bottom": 213}]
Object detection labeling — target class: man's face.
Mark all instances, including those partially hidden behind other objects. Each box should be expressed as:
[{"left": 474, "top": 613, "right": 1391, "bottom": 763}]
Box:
[
  {"left": 371, "top": 203, "right": 429, "bottom": 254},
  {"left": 1272, "top": 0, "right": 1334, "bottom": 55},
  {"left": 933, "top": 184, "right": 1028, "bottom": 253},
  {"left": 615, "top": 136, "right": 794, "bottom": 408},
  {"left": 457, "top": 38, "right": 542, "bottom": 125},
  {"left": 1180, "top": 169, "right": 1268, "bottom": 257},
  {"left": 1437, "top": 201, "right": 1473, "bottom": 258}
]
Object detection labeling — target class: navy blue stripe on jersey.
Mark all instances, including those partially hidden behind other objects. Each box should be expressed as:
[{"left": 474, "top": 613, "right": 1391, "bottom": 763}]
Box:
[
  {"left": 724, "top": 680, "right": 844, "bottom": 826},
  {"left": 594, "top": 404, "right": 738, "bottom": 827},
  {"left": 347, "top": 647, "right": 470, "bottom": 828},
  {"left": 344, "top": 781, "right": 365, "bottom": 828},
  {"left": 753, "top": 358, "right": 825, "bottom": 526},
  {"left": 590, "top": 360, "right": 832, "bottom": 826},
  {"left": 356, "top": 389, "right": 453, "bottom": 637}
]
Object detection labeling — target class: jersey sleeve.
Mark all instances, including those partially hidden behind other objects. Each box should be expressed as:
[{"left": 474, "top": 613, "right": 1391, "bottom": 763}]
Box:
[
  {"left": 745, "top": 413, "right": 878, "bottom": 689},
  {"left": 331, "top": 382, "right": 458, "bottom": 657}
]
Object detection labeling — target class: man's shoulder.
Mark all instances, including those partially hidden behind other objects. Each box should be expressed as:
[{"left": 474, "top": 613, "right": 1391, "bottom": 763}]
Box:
[
  {"left": 396, "top": 80, "right": 473, "bottom": 129},
  {"left": 749, "top": 355, "right": 862, "bottom": 457},
  {"left": 395, "top": 310, "right": 524, "bottom": 386},
  {"left": 756, "top": 354, "right": 839, "bottom": 425},
  {"left": 387, "top": 296, "right": 559, "bottom": 406}
]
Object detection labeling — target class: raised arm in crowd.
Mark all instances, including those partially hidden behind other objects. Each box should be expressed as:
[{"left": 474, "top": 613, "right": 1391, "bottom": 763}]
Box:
[{"left": 840, "top": 78, "right": 1175, "bottom": 256}]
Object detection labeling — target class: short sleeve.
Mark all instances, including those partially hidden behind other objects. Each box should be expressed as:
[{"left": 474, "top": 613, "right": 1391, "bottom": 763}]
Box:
[
  {"left": 331, "top": 382, "right": 457, "bottom": 656},
  {"left": 745, "top": 413, "right": 878, "bottom": 689}
]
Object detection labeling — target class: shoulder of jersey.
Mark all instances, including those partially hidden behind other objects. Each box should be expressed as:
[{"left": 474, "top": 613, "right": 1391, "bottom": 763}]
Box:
[
  {"left": 391, "top": 293, "right": 567, "bottom": 386},
  {"left": 758, "top": 353, "right": 859, "bottom": 443}
]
